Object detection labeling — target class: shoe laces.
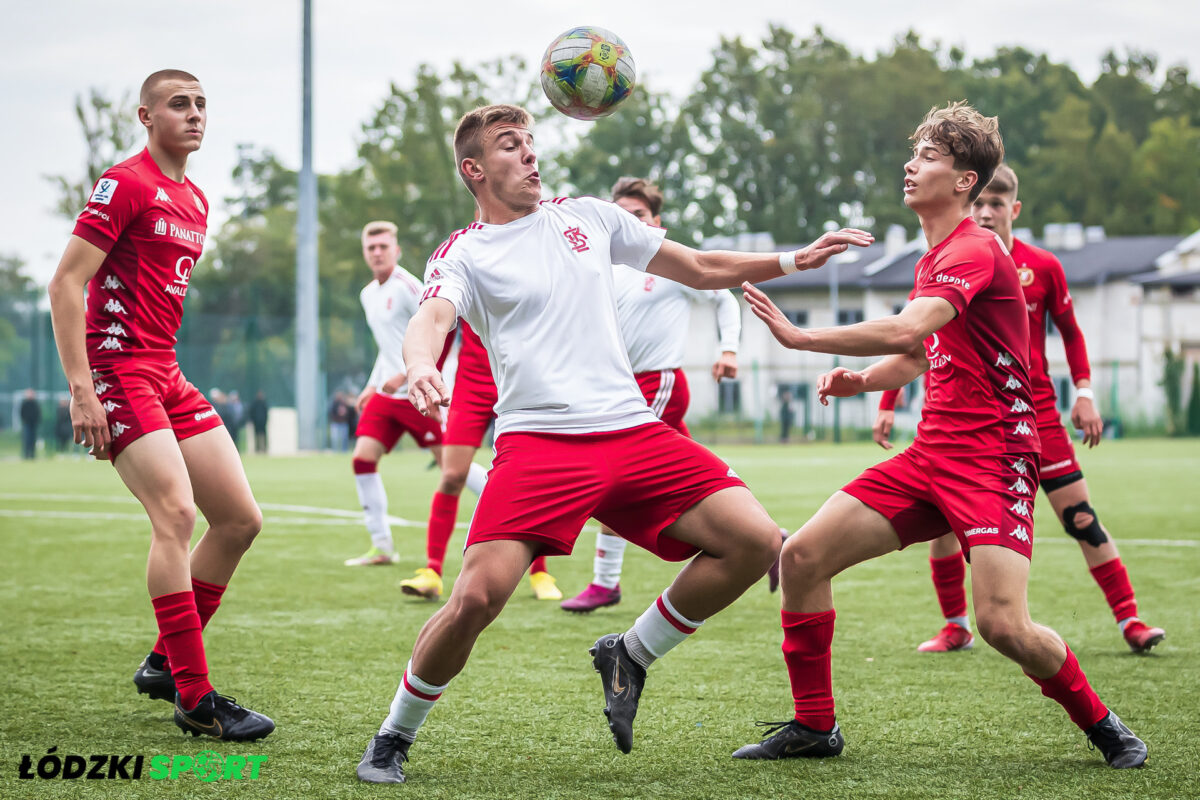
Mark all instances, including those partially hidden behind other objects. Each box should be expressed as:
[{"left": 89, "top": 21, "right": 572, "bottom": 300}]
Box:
[
  {"left": 753, "top": 720, "right": 797, "bottom": 739},
  {"left": 211, "top": 694, "right": 250, "bottom": 720},
  {"left": 372, "top": 734, "right": 410, "bottom": 767}
]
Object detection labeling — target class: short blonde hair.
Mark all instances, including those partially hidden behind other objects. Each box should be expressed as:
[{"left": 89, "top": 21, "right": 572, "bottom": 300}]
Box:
[
  {"left": 983, "top": 163, "right": 1019, "bottom": 199},
  {"left": 361, "top": 220, "right": 398, "bottom": 241},
  {"left": 453, "top": 104, "right": 534, "bottom": 195},
  {"left": 911, "top": 101, "right": 1004, "bottom": 202}
]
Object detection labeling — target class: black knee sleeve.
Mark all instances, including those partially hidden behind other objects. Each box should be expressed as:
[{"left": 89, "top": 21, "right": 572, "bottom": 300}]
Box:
[{"left": 1062, "top": 501, "right": 1107, "bottom": 547}]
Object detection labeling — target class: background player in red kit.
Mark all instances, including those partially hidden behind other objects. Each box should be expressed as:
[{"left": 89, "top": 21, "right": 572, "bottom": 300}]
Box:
[
  {"left": 46, "top": 70, "right": 273, "bottom": 741},
  {"left": 877, "top": 165, "right": 1166, "bottom": 655},
  {"left": 355, "top": 103, "right": 873, "bottom": 784},
  {"left": 735, "top": 102, "right": 1146, "bottom": 768},
  {"left": 400, "top": 317, "right": 561, "bottom": 601},
  {"left": 345, "top": 220, "right": 449, "bottom": 567}
]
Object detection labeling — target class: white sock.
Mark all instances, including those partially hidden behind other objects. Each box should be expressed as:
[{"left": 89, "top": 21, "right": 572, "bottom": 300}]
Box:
[
  {"left": 946, "top": 615, "right": 970, "bottom": 630},
  {"left": 623, "top": 591, "right": 704, "bottom": 669},
  {"left": 380, "top": 662, "right": 449, "bottom": 741},
  {"left": 355, "top": 471, "right": 394, "bottom": 552},
  {"left": 465, "top": 462, "right": 488, "bottom": 496},
  {"left": 593, "top": 531, "right": 627, "bottom": 589}
]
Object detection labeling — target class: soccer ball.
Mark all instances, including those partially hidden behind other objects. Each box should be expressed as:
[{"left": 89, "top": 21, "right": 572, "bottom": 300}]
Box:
[{"left": 540, "top": 26, "right": 636, "bottom": 121}]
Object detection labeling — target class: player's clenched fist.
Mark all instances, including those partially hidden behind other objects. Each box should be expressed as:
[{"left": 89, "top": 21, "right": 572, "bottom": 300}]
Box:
[
  {"left": 406, "top": 364, "right": 449, "bottom": 421},
  {"left": 816, "top": 367, "right": 868, "bottom": 406}
]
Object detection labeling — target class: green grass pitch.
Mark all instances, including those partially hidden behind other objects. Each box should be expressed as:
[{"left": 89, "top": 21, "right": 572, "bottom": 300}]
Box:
[{"left": 1, "top": 439, "right": 1197, "bottom": 799}]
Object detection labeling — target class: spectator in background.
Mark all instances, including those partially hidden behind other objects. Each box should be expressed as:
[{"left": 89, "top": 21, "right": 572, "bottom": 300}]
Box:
[
  {"left": 779, "top": 389, "right": 794, "bottom": 443},
  {"left": 20, "top": 389, "right": 41, "bottom": 460},
  {"left": 329, "top": 391, "right": 352, "bottom": 452},
  {"left": 226, "top": 390, "right": 245, "bottom": 451},
  {"left": 55, "top": 396, "right": 74, "bottom": 453},
  {"left": 249, "top": 391, "right": 269, "bottom": 454}
]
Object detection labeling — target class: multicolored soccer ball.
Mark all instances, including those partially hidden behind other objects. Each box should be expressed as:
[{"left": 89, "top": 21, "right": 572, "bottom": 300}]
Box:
[{"left": 540, "top": 27, "right": 636, "bottom": 121}]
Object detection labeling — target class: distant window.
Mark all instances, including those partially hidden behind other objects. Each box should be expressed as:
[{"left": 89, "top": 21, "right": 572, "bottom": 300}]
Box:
[
  {"left": 783, "top": 309, "right": 808, "bottom": 326},
  {"left": 718, "top": 380, "right": 741, "bottom": 414},
  {"left": 837, "top": 309, "right": 864, "bottom": 325}
]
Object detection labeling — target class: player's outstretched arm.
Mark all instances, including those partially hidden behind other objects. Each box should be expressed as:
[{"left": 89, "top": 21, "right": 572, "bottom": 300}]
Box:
[
  {"left": 47, "top": 235, "right": 111, "bottom": 454},
  {"left": 402, "top": 297, "right": 456, "bottom": 423},
  {"left": 743, "top": 286, "right": 956, "bottom": 357},
  {"left": 646, "top": 229, "right": 874, "bottom": 290}
]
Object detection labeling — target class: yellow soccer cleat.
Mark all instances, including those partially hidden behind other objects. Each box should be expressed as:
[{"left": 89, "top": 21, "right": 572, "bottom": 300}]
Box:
[
  {"left": 400, "top": 567, "right": 443, "bottom": 600},
  {"left": 530, "top": 571, "right": 563, "bottom": 601},
  {"left": 344, "top": 546, "right": 400, "bottom": 567}
]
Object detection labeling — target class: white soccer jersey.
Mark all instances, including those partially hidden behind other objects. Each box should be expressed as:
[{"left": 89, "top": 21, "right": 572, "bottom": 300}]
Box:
[
  {"left": 613, "top": 267, "right": 741, "bottom": 373},
  {"left": 422, "top": 197, "right": 667, "bottom": 436},
  {"left": 361, "top": 266, "right": 425, "bottom": 397}
]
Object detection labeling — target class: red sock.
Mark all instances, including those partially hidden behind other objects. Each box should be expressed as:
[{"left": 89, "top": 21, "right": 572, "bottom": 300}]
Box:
[
  {"left": 530, "top": 555, "right": 548, "bottom": 574},
  {"left": 781, "top": 609, "right": 836, "bottom": 731},
  {"left": 1027, "top": 645, "right": 1108, "bottom": 730},
  {"left": 930, "top": 552, "right": 967, "bottom": 619},
  {"left": 152, "top": 591, "right": 214, "bottom": 709},
  {"left": 152, "top": 578, "right": 228, "bottom": 660},
  {"left": 1089, "top": 558, "right": 1137, "bottom": 623},
  {"left": 426, "top": 491, "right": 460, "bottom": 575}
]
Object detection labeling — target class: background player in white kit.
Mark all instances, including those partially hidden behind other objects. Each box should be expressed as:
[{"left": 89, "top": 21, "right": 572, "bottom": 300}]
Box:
[
  {"left": 345, "top": 221, "right": 446, "bottom": 566},
  {"left": 561, "top": 176, "right": 744, "bottom": 613},
  {"left": 355, "top": 103, "right": 873, "bottom": 783}
]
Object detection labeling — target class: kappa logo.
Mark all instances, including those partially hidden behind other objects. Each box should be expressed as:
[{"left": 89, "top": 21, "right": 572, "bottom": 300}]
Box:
[
  {"left": 1008, "top": 478, "right": 1031, "bottom": 495},
  {"left": 102, "top": 275, "right": 124, "bottom": 291},
  {"left": 1009, "top": 525, "right": 1030, "bottom": 543},
  {"left": 563, "top": 226, "right": 590, "bottom": 253},
  {"left": 94, "top": 381, "right": 112, "bottom": 396},
  {"left": 726, "top": 467, "right": 739, "bottom": 479},
  {"left": 965, "top": 526, "right": 999, "bottom": 537},
  {"left": 194, "top": 409, "right": 217, "bottom": 422},
  {"left": 995, "top": 351, "right": 1014, "bottom": 367},
  {"left": 98, "top": 337, "right": 124, "bottom": 351},
  {"left": 110, "top": 422, "right": 130, "bottom": 438},
  {"left": 1010, "top": 499, "right": 1031, "bottom": 517},
  {"left": 89, "top": 178, "right": 118, "bottom": 205},
  {"left": 155, "top": 187, "right": 172, "bottom": 203},
  {"left": 1004, "top": 375, "right": 1022, "bottom": 391},
  {"left": 103, "top": 323, "right": 128, "bottom": 336},
  {"left": 423, "top": 431, "right": 436, "bottom": 442},
  {"left": 644, "top": 276, "right": 656, "bottom": 292},
  {"left": 1013, "top": 420, "right": 1033, "bottom": 436},
  {"left": 102, "top": 400, "right": 122, "bottom": 413},
  {"left": 154, "top": 218, "right": 168, "bottom": 236},
  {"left": 1010, "top": 398, "right": 1031, "bottom": 413},
  {"left": 1026, "top": 302, "right": 1038, "bottom": 313},
  {"left": 104, "top": 298, "right": 128, "bottom": 315},
  {"left": 1011, "top": 458, "right": 1028, "bottom": 475}
]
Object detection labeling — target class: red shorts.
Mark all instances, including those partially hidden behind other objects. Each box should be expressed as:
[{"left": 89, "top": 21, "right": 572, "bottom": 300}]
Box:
[
  {"left": 443, "top": 372, "right": 498, "bottom": 448},
  {"left": 90, "top": 357, "right": 223, "bottom": 461},
  {"left": 636, "top": 368, "right": 691, "bottom": 436},
  {"left": 842, "top": 445, "right": 1039, "bottom": 560},
  {"left": 355, "top": 392, "right": 442, "bottom": 451},
  {"left": 1037, "top": 419, "right": 1080, "bottom": 481},
  {"left": 467, "top": 422, "right": 745, "bottom": 560}
]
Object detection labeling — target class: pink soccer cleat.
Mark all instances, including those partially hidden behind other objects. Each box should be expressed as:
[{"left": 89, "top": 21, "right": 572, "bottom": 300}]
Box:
[
  {"left": 1122, "top": 618, "right": 1165, "bottom": 654},
  {"left": 916, "top": 622, "right": 975, "bottom": 653},
  {"left": 561, "top": 583, "right": 621, "bottom": 613}
]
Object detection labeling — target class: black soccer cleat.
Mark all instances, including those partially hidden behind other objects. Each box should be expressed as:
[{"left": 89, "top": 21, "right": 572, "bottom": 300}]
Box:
[
  {"left": 356, "top": 733, "right": 412, "bottom": 783},
  {"left": 1084, "top": 710, "right": 1147, "bottom": 768},
  {"left": 590, "top": 633, "right": 646, "bottom": 754},
  {"left": 173, "top": 691, "right": 275, "bottom": 742},
  {"left": 732, "top": 719, "right": 845, "bottom": 760},
  {"left": 133, "top": 657, "right": 176, "bottom": 702}
]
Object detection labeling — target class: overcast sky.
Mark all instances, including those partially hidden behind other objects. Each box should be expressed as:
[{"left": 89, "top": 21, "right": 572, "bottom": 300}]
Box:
[{"left": 3, "top": 1, "right": 1197, "bottom": 284}]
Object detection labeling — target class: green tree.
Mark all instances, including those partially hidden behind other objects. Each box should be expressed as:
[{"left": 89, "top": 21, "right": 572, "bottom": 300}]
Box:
[
  {"left": 0, "top": 255, "right": 35, "bottom": 388},
  {"left": 1187, "top": 362, "right": 1200, "bottom": 436},
  {"left": 1160, "top": 347, "right": 1186, "bottom": 436},
  {"left": 44, "top": 88, "right": 141, "bottom": 219},
  {"left": 1132, "top": 115, "right": 1200, "bottom": 234}
]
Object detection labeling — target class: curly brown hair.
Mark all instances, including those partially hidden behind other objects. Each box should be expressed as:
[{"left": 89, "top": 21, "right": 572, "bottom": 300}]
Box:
[{"left": 911, "top": 101, "right": 1004, "bottom": 202}]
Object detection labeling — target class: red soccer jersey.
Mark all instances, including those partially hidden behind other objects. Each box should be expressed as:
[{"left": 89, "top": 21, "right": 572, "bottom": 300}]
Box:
[
  {"left": 911, "top": 218, "right": 1039, "bottom": 456},
  {"left": 1011, "top": 238, "right": 1091, "bottom": 422},
  {"left": 73, "top": 148, "right": 208, "bottom": 364},
  {"left": 456, "top": 321, "right": 496, "bottom": 389}
]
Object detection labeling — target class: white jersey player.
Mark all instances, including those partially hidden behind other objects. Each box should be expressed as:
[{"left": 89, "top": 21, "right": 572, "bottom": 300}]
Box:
[{"left": 345, "top": 220, "right": 447, "bottom": 567}]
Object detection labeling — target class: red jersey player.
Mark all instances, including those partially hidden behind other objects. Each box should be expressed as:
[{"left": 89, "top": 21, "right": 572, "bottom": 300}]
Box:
[
  {"left": 344, "top": 220, "right": 450, "bottom": 568},
  {"left": 735, "top": 102, "right": 1146, "bottom": 768},
  {"left": 879, "top": 164, "right": 1165, "bottom": 654},
  {"left": 46, "top": 70, "right": 273, "bottom": 741},
  {"left": 399, "top": 317, "right": 561, "bottom": 601},
  {"left": 354, "top": 103, "right": 872, "bottom": 784}
]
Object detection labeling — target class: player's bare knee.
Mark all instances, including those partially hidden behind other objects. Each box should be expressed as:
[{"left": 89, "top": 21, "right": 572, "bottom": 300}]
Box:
[
  {"left": 975, "top": 610, "right": 1027, "bottom": 658},
  {"left": 151, "top": 501, "right": 197, "bottom": 542},
  {"left": 445, "top": 585, "right": 505, "bottom": 632},
  {"left": 779, "top": 535, "right": 832, "bottom": 586},
  {"left": 1061, "top": 501, "right": 1107, "bottom": 547},
  {"left": 439, "top": 466, "right": 469, "bottom": 495}
]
